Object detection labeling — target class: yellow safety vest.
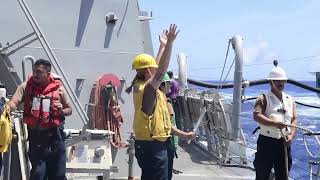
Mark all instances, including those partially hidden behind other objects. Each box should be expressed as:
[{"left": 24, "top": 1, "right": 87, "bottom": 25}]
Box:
[
  {"left": 0, "top": 105, "right": 12, "bottom": 152},
  {"left": 133, "top": 80, "right": 171, "bottom": 142}
]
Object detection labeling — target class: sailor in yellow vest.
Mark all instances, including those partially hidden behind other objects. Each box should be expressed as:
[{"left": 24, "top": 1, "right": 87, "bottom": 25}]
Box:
[
  {"left": 0, "top": 83, "right": 12, "bottom": 174},
  {"left": 126, "top": 24, "right": 179, "bottom": 180},
  {"left": 253, "top": 66, "right": 298, "bottom": 180}
]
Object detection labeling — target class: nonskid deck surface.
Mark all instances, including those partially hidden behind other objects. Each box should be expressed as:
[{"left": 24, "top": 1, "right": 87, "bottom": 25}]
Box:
[{"left": 110, "top": 142, "right": 255, "bottom": 180}]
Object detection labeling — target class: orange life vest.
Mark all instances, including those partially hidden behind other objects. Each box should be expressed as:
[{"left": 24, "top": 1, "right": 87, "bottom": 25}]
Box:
[{"left": 23, "top": 75, "right": 63, "bottom": 128}]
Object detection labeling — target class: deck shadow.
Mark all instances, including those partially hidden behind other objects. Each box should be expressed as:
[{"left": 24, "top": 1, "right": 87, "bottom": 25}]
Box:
[{"left": 177, "top": 141, "right": 219, "bottom": 166}]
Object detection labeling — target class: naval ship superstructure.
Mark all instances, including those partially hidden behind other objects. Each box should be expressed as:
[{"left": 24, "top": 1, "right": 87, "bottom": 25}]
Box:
[{"left": 0, "top": 0, "right": 319, "bottom": 180}]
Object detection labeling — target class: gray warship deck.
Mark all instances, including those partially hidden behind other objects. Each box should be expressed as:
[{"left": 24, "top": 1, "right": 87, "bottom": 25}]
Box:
[{"left": 111, "top": 143, "right": 255, "bottom": 180}]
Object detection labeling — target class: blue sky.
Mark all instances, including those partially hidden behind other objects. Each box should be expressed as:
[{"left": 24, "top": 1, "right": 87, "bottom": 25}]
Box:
[{"left": 139, "top": 0, "right": 320, "bottom": 81}]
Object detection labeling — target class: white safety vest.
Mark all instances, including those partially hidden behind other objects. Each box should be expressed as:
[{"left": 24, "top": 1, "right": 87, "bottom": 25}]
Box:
[{"left": 259, "top": 91, "right": 294, "bottom": 139}]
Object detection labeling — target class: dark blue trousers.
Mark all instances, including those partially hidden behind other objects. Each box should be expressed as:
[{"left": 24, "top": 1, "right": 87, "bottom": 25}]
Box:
[
  {"left": 28, "top": 127, "right": 66, "bottom": 180},
  {"left": 253, "top": 135, "right": 292, "bottom": 180},
  {"left": 135, "top": 140, "right": 168, "bottom": 180},
  {"left": 167, "top": 148, "right": 175, "bottom": 180}
]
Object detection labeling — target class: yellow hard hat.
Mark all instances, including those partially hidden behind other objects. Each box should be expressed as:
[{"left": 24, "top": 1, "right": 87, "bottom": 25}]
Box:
[{"left": 132, "top": 54, "right": 158, "bottom": 70}]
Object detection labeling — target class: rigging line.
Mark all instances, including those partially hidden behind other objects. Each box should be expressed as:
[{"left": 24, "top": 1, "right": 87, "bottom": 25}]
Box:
[
  {"left": 242, "top": 55, "right": 320, "bottom": 69},
  {"left": 205, "top": 118, "right": 256, "bottom": 132},
  {"left": 288, "top": 124, "right": 316, "bottom": 134},
  {"left": 278, "top": 55, "right": 320, "bottom": 63},
  {"left": 296, "top": 130, "right": 311, "bottom": 136},
  {"left": 200, "top": 130, "right": 316, "bottom": 176},
  {"left": 218, "top": 39, "right": 232, "bottom": 88},
  {"left": 223, "top": 110, "right": 318, "bottom": 139},
  {"left": 243, "top": 55, "right": 320, "bottom": 67},
  {"left": 189, "top": 73, "right": 316, "bottom": 83},
  {"left": 207, "top": 108, "right": 254, "bottom": 121},
  {"left": 217, "top": 130, "right": 315, "bottom": 168},
  {"left": 187, "top": 75, "right": 315, "bottom": 82},
  {"left": 220, "top": 132, "right": 314, "bottom": 167},
  {"left": 221, "top": 110, "right": 253, "bottom": 119},
  {"left": 245, "top": 99, "right": 256, "bottom": 108},
  {"left": 244, "top": 97, "right": 320, "bottom": 109},
  {"left": 202, "top": 122, "right": 261, "bottom": 136},
  {"left": 218, "top": 58, "right": 235, "bottom": 92},
  {"left": 188, "top": 55, "right": 320, "bottom": 71},
  {"left": 210, "top": 107, "right": 319, "bottom": 145},
  {"left": 217, "top": 128, "right": 315, "bottom": 165},
  {"left": 297, "top": 130, "right": 320, "bottom": 137},
  {"left": 207, "top": 109, "right": 317, "bottom": 164},
  {"left": 206, "top": 105, "right": 319, "bottom": 139}
]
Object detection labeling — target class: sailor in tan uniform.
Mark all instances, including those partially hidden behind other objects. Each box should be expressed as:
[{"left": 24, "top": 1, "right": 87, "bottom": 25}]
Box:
[{"left": 253, "top": 66, "right": 298, "bottom": 180}]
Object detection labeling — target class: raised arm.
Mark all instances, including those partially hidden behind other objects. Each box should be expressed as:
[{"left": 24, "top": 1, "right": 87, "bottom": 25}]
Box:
[
  {"left": 142, "top": 24, "right": 179, "bottom": 116},
  {"left": 155, "top": 30, "right": 168, "bottom": 64},
  {"left": 150, "top": 24, "right": 179, "bottom": 90}
]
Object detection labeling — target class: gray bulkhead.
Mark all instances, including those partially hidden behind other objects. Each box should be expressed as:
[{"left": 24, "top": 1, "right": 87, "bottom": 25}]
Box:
[{"left": 0, "top": 0, "right": 152, "bottom": 133}]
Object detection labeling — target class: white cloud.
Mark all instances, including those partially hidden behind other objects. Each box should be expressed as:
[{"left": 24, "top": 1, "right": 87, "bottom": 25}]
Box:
[{"left": 243, "top": 40, "right": 276, "bottom": 64}]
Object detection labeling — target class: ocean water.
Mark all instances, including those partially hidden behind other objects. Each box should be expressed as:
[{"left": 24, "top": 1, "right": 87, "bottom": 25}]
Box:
[{"left": 193, "top": 81, "right": 320, "bottom": 180}]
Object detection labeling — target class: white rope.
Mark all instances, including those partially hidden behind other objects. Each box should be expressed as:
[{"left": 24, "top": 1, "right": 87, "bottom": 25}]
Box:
[
  {"left": 218, "top": 40, "right": 231, "bottom": 87},
  {"left": 286, "top": 124, "right": 320, "bottom": 158},
  {"left": 217, "top": 58, "right": 235, "bottom": 92},
  {"left": 188, "top": 55, "right": 320, "bottom": 71}
]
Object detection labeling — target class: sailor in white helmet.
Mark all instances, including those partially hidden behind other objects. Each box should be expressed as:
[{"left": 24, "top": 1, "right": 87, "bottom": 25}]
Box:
[{"left": 253, "top": 65, "right": 297, "bottom": 180}]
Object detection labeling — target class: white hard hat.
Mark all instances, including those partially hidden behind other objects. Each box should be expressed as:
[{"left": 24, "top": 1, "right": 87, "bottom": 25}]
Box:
[{"left": 267, "top": 66, "right": 288, "bottom": 80}]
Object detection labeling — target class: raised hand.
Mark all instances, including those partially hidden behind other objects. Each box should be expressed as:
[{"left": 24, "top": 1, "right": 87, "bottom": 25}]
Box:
[
  {"left": 159, "top": 30, "right": 168, "bottom": 47},
  {"left": 165, "top": 24, "right": 180, "bottom": 43}
]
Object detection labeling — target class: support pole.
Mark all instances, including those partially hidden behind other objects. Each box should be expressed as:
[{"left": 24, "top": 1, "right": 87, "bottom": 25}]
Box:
[
  {"left": 177, "top": 53, "right": 188, "bottom": 90},
  {"left": 231, "top": 35, "right": 243, "bottom": 140}
]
